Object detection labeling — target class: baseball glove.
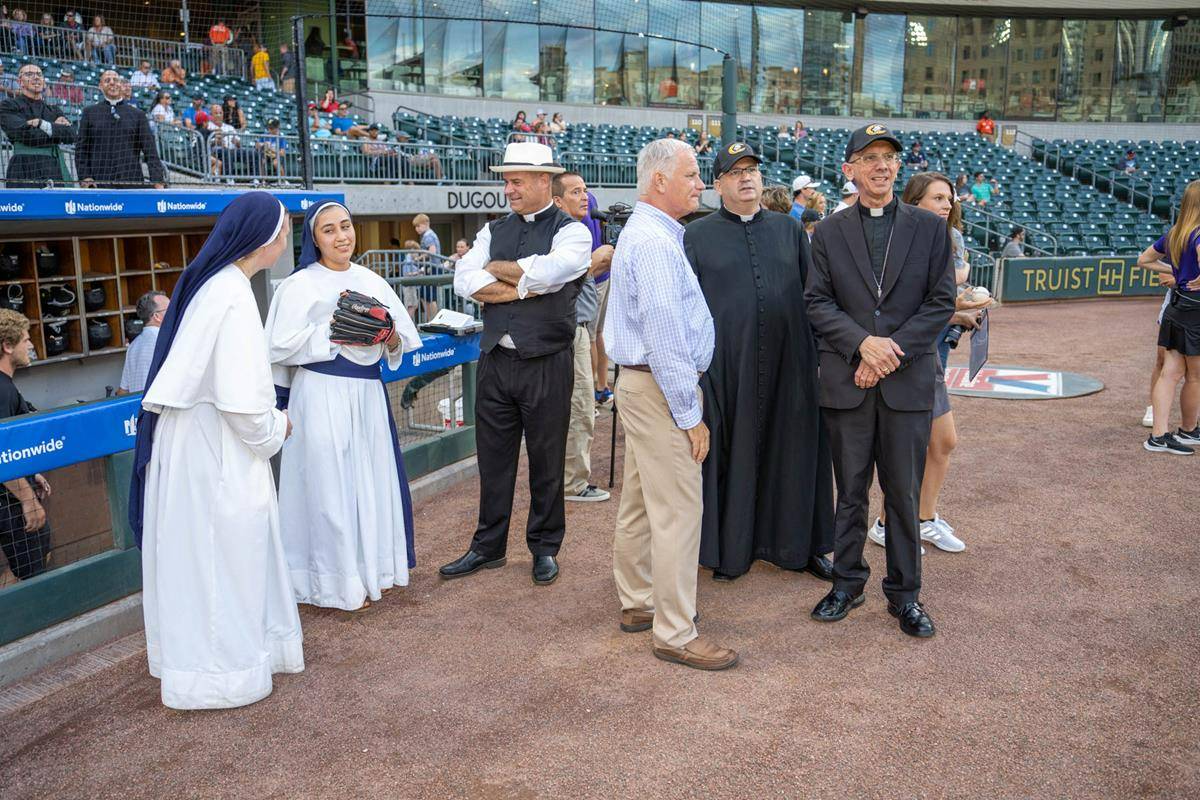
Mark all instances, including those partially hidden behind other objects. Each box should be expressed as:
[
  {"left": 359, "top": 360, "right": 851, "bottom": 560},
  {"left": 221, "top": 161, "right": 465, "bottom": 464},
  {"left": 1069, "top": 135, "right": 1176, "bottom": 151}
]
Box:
[{"left": 330, "top": 289, "right": 395, "bottom": 346}]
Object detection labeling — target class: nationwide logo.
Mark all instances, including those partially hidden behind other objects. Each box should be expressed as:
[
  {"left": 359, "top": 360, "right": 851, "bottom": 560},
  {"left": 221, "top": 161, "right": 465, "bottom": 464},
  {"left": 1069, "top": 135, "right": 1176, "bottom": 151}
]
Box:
[
  {"left": 412, "top": 348, "right": 455, "bottom": 367},
  {"left": 0, "top": 436, "right": 66, "bottom": 464},
  {"left": 0, "top": 202, "right": 25, "bottom": 213},
  {"left": 300, "top": 198, "right": 313, "bottom": 210},
  {"left": 64, "top": 199, "right": 124, "bottom": 215},
  {"left": 156, "top": 199, "right": 207, "bottom": 213},
  {"left": 123, "top": 413, "right": 138, "bottom": 437}
]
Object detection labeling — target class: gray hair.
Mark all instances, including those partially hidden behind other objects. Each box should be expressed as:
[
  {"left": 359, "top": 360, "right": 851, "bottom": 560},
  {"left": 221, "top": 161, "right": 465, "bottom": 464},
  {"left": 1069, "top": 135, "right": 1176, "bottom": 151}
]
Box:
[
  {"left": 637, "top": 138, "right": 694, "bottom": 195},
  {"left": 136, "top": 291, "right": 167, "bottom": 323}
]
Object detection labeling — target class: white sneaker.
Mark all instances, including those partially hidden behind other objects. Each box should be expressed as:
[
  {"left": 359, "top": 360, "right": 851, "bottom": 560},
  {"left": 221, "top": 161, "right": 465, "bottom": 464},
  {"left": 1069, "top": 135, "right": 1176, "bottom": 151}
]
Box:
[
  {"left": 868, "top": 518, "right": 926, "bottom": 555},
  {"left": 565, "top": 484, "right": 610, "bottom": 502},
  {"left": 921, "top": 515, "right": 966, "bottom": 552},
  {"left": 1142, "top": 405, "right": 1154, "bottom": 427}
]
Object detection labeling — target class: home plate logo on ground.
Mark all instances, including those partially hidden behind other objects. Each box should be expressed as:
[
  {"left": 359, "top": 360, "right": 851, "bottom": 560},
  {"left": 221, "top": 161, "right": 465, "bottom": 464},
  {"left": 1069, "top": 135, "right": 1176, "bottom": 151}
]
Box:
[{"left": 945, "top": 365, "right": 1103, "bottom": 400}]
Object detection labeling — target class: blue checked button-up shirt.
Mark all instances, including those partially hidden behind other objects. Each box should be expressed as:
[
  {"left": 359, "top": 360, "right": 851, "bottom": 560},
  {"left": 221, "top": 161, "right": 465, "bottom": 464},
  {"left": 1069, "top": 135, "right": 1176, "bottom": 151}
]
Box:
[{"left": 602, "top": 202, "right": 714, "bottom": 429}]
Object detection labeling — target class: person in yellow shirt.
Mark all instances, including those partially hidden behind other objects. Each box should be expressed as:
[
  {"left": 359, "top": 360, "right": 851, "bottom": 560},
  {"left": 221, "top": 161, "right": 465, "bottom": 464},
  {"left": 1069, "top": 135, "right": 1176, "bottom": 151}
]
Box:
[{"left": 251, "top": 44, "right": 274, "bottom": 91}]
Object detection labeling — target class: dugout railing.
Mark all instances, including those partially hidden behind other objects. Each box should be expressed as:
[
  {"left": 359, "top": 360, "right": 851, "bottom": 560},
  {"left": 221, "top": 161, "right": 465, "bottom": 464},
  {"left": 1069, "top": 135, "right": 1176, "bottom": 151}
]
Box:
[{"left": 0, "top": 332, "right": 480, "bottom": 650}]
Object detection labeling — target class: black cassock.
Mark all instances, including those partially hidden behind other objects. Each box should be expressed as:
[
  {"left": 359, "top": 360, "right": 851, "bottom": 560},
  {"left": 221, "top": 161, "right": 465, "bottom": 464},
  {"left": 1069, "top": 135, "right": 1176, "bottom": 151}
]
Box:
[
  {"left": 0, "top": 95, "right": 75, "bottom": 188},
  {"left": 684, "top": 206, "right": 834, "bottom": 577}
]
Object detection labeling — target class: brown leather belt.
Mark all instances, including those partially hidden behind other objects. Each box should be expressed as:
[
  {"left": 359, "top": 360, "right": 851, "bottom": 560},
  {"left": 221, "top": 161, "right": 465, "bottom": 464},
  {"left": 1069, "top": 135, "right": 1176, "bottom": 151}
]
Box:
[{"left": 624, "top": 364, "right": 652, "bottom": 373}]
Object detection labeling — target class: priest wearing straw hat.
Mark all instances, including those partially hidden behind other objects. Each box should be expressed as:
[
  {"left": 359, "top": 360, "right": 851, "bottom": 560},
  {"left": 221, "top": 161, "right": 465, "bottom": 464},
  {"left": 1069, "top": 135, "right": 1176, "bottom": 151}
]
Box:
[{"left": 443, "top": 141, "right": 593, "bottom": 586}]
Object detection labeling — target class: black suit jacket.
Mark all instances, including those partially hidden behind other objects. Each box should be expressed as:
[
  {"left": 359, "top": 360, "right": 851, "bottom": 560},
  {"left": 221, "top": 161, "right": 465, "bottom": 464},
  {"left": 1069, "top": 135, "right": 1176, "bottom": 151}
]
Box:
[
  {"left": 804, "top": 202, "right": 956, "bottom": 411},
  {"left": 74, "top": 101, "right": 165, "bottom": 186}
]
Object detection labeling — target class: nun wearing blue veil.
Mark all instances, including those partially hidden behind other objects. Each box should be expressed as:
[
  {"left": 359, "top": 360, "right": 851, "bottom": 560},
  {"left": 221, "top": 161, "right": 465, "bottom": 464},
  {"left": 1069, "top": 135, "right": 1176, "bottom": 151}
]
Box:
[
  {"left": 264, "top": 200, "right": 421, "bottom": 612},
  {"left": 133, "top": 191, "right": 304, "bottom": 710}
]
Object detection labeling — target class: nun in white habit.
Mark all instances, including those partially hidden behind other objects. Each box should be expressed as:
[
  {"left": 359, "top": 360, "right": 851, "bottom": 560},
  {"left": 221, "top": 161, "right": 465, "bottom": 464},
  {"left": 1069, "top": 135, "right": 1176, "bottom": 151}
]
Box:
[
  {"left": 129, "top": 192, "right": 304, "bottom": 710},
  {"left": 266, "top": 200, "right": 422, "bottom": 611}
]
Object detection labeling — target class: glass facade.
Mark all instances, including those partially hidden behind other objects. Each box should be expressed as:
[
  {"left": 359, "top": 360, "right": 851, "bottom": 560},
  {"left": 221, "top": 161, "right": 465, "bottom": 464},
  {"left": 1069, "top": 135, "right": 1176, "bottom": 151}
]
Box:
[{"left": 365, "top": 1, "right": 1189, "bottom": 123}]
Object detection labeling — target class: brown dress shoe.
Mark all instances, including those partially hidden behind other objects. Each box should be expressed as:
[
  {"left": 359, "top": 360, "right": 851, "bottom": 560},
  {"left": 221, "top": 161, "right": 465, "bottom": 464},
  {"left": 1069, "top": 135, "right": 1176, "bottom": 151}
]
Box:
[
  {"left": 620, "top": 609, "right": 654, "bottom": 633},
  {"left": 652, "top": 636, "right": 739, "bottom": 671}
]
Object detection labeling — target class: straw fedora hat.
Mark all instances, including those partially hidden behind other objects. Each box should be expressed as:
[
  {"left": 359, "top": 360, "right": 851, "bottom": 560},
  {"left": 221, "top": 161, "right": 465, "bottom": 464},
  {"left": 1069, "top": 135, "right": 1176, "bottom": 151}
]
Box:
[{"left": 490, "top": 141, "right": 564, "bottom": 174}]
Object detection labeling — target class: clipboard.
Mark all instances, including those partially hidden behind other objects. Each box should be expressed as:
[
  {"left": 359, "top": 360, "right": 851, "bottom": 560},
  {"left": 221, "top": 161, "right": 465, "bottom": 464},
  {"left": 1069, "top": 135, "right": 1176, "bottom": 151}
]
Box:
[{"left": 969, "top": 309, "right": 989, "bottom": 381}]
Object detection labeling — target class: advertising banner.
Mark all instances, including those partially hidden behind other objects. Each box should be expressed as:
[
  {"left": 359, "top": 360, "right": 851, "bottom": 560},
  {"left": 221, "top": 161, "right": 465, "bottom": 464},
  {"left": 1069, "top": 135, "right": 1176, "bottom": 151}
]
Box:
[
  {"left": 0, "top": 189, "right": 345, "bottom": 221},
  {"left": 1001, "top": 255, "right": 1167, "bottom": 301}
]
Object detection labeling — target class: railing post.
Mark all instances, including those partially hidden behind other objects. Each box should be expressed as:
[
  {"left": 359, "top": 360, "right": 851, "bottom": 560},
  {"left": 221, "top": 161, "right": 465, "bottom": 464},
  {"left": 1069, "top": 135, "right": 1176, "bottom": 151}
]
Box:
[{"left": 293, "top": 16, "right": 314, "bottom": 191}]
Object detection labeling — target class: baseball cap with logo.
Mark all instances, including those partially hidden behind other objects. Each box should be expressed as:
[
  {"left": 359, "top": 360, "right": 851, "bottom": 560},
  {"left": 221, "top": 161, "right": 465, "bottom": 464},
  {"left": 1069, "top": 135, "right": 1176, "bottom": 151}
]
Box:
[
  {"left": 713, "top": 141, "right": 762, "bottom": 180},
  {"left": 844, "top": 123, "right": 902, "bottom": 162},
  {"left": 791, "top": 174, "right": 820, "bottom": 193},
  {"left": 841, "top": 180, "right": 858, "bottom": 197}
]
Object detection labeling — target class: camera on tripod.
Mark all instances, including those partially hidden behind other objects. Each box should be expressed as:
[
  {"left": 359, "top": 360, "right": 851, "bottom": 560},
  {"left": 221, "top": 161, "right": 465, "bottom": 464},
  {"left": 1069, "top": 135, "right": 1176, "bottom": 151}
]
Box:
[{"left": 590, "top": 202, "right": 633, "bottom": 247}]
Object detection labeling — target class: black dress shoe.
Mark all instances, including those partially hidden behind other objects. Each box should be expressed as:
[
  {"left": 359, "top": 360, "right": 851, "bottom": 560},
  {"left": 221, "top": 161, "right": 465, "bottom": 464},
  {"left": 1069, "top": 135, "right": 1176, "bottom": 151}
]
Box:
[
  {"left": 805, "top": 555, "right": 834, "bottom": 582},
  {"left": 889, "top": 601, "right": 935, "bottom": 638},
  {"left": 532, "top": 555, "right": 559, "bottom": 585},
  {"left": 810, "top": 589, "right": 865, "bottom": 622},
  {"left": 439, "top": 550, "right": 506, "bottom": 580},
  {"left": 712, "top": 571, "right": 738, "bottom": 582}
]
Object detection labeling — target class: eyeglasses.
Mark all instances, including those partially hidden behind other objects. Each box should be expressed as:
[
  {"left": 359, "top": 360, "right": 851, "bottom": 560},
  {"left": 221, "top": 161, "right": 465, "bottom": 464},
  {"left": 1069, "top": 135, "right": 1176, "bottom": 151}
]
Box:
[
  {"left": 849, "top": 153, "right": 902, "bottom": 166},
  {"left": 722, "top": 165, "right": 760, "bottom": 179}
]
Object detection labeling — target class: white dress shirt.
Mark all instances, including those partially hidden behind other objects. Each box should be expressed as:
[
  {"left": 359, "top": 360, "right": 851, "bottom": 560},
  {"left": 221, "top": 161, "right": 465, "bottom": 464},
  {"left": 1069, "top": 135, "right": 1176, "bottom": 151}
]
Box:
[{"left": 453, "top": 201, "right": 592, "bottom": 348}]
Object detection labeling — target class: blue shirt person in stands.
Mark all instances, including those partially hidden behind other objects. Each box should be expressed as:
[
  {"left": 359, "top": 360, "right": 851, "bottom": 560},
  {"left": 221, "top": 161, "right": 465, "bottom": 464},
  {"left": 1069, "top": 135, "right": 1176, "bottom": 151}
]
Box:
[
  {"left": 790, "top": 174, "right": 821, "bottom": 221},
  {"left": 330, "top": 103, "right": 368, "bottom": 138},
  {"left": 905, "top": 141, "right": 929, "bottom": 171}
]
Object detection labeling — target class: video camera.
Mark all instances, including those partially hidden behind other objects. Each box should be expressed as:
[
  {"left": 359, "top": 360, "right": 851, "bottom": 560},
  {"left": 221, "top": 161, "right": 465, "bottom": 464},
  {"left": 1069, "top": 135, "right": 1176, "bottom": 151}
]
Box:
[{"left": 590, "top": 202, "right": 633, "bottom": 247}]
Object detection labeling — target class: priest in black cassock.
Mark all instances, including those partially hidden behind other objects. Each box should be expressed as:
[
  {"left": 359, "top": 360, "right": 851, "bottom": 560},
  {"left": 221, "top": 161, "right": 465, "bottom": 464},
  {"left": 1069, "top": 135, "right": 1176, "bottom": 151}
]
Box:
[
  {"left": 0, "top": 64, "right": 75, "bottom": 188},
  {"left": 684, "top": 142, "right": 834, "bottom": 582}
]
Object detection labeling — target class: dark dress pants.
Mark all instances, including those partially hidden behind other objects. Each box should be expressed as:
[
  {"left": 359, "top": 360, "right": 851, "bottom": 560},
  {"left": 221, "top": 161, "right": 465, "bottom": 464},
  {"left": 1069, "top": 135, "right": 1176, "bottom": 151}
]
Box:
[
  {"left": 824, "top": 388, "right": 931, "bottom": 606},
  {"left": 470, "top": 345, "right": 573, "bottom": 559}
]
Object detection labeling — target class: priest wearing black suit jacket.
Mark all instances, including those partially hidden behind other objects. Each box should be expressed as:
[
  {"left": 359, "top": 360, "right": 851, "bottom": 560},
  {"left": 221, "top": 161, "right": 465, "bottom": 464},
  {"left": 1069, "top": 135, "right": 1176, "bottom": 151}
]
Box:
[
  {"left": 75, "top": 70, "right": 165, "bottom": 189},
  {"left": 804, "top": 124, "right": 955, "bottom": 638}
]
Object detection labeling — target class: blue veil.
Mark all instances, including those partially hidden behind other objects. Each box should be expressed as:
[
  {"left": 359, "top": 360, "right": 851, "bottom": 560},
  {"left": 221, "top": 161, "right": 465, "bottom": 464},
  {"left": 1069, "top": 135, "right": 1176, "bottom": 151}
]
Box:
[
  {"left": 294, "top": 199, "right": 351, "bottom": 273},
  {"left": 128, "top": 191, "right": 287, "bottom": 547}
]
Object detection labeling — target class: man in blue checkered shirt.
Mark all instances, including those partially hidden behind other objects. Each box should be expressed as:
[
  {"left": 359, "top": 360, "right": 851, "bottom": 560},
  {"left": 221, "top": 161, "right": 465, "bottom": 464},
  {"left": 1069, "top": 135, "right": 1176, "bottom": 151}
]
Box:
[
  {"left": 117, "top": 291, "right": 168, "bottom": 394},
  {"left": 603, "top": 138, "right": 738, "bottom": 672}
]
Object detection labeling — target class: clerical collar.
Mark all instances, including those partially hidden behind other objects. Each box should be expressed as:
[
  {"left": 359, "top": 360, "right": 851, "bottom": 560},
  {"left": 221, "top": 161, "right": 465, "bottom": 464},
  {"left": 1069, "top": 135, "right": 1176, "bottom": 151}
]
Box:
[
  {"left": 718, "top": 205, "right": 761, "bottom": 224},
  {"left": 858, "top": 196, "right": 897, "bottom": 219},
  {"left": 521, "top": 202, "right": 556, "bottom": 223},
  {"left": 105, "top": 96, "right": 122, "bottom": 107}
]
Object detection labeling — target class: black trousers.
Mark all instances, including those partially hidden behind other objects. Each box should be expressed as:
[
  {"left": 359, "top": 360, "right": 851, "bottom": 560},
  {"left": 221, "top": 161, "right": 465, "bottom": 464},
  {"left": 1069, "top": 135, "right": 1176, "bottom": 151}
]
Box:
[
  {"left": 824, "top": 388, "right": 931, "bottom": 606},
  {"left": 470, "top": 345, "right": 573, "bottom": 558}
]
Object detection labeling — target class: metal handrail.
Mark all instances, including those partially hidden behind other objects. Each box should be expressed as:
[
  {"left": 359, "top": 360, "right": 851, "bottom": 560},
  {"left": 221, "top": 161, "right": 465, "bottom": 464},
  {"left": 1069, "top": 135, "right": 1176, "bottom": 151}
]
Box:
[
  {"left": 962, "top": 202, "right": 1059, "bottom": 256},
  {"left": 1, "top": 20, "right": 246, "bottom": 79},
  {"left": 390, "top": 105, "right": 478, "bottom": 148}
]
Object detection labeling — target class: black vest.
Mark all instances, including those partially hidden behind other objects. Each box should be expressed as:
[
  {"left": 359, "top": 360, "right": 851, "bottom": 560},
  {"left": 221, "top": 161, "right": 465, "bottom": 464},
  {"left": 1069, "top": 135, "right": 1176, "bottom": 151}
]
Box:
[{"left": 481, "top": 205, "right": 584, "bottom": 358}]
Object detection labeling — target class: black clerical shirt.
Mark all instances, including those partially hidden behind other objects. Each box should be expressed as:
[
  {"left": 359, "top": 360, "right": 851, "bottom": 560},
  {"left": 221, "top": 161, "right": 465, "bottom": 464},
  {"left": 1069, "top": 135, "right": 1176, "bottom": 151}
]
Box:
[{"left": 858, "top": 196, "right": 898, "bottom": 287}]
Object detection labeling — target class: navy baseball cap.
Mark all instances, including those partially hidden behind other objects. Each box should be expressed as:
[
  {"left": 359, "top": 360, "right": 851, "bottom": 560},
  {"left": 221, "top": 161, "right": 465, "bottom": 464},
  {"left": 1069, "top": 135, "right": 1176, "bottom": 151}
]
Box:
[
  {"left": 845, "top": 123, "right": 902, "bottom": 163},
  {"left": 713, "top": 141, "right": 762, "bottom": 180}
]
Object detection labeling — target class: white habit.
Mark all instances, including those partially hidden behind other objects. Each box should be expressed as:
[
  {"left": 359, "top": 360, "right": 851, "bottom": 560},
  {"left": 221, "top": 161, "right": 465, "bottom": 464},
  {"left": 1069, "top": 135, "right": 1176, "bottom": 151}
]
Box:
[
  {"left": 266, "top": 262, "right": 422, "bottom": 610},
  {"left": 141, "top": 265, "right": 303, "bottom": 710}
]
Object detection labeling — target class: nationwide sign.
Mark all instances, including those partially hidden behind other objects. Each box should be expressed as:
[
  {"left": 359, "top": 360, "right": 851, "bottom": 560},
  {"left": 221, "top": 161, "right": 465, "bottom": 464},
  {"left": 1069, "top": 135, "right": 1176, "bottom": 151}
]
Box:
[
  {"left": 0, "top": 189, "right": 345, "bottom": 221},
  {"left": 0, "top": 332, "right": 479, "bottom": 481},
  {"left": 1001, "top": 255, "right": 1166, "bottom": 301},
  {"left": 945, "top": 364, "right": 1103, "bottom": 400}
]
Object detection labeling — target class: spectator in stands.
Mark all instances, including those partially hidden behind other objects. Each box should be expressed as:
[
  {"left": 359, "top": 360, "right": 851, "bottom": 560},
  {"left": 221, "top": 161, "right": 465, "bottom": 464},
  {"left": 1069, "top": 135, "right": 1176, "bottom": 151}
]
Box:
[
  {"left": 120, "top": 77, "right": 132, "bottom": 103},
  {"left": 400, "top": 239, "right": 422, "bottom": 319},
  {"left": 161, "top": 59, "right": 187, "bottom": 87},
  {"left": 760, "top": 184, "right": 791, "bottom": 215},
  {"left": 905, "top": 140, "right": 929, "bottom": 172},
  {"left": 1141, "top": 179, "right": 1200, "bottom": 455},
  {"left": 805, "top": 191, "right": 827, "bottom": 219},
  {"left": 0, "top": 63, "right": 75, "bottom": 188},
  {"left": 150, "top": 91, "right": 177, "bottom": 129},
  {"left": 208, "top": 19, "right": 232, "bottom": 76},
  {"left": 181, "top": 95, "right": 208, "bottom": 129},
  {"left": 395, "top": 130, "right": 443, "bottom": 181},
  {"left": 361, "top": 123, "right": 397, "bottom": 178},
  {"left": 257, "top": 118, "right": 288, "bottom": 181},
  {"left": 76, "top": 70, "right": 166, "bottom": 189},
  {"left": 1120, "top": 150, "right": 1138, "bottom": 175},
  {"left": 0, "top": 309, "right": 51, "bottom": 583},
  {"left": 318, "top": 88, "right": 338, "bottom": 113},
  {"left": 694, "top": 130, "right": 712, "bottom": 157},
  {"left": 117, "top": 291, "right": 168, "bottom": 394},
  {"left": 413, "top": 213, "right": 442, "bottom": 320},
  {"left": 8, "top": 8, "right": 31, "bottom": 55},
  {"left": 449, "top": 238, "right": 470, "bottom": 265},
  {"left": 36, "top": 13, "right": 62, "bottom": 58},
  {"left": 278, "top": 43, "right": 295, "bottom": 93},
  {"left": 130, "top": 60, "right": 159, "bottom": 90},
  {"left": 207, "top": 104, "right": 246, "bottom": 181},
  {"left": 48, "top": 69, "right": 83, "bottom": 106},
  {"left": 833, "top": 180, "right": 857, "bottom": 213},
  {"left": 511, "top": 109, "right": 531, "bottom": 140},
  {"left": 0, "top": 64, "right": 17, "bottom": 97},
  {"left": 970, "top": 171, "right": 994, "bottom": 207},
  {"left": 1002, "top": 227, "right": 1025, "bottom": 259},
  {"left": 252, "top": 43, "right": 274, "bottom": 91},
  {"left": 550, "top": 112, "right": 567, "bottom": 135},
  {"left": 954, "top": 173, "right": 971, "bottom": 201},
  {"left": 305, "top": 26, "right": 327, "bottom": 57},
  {"left": 331, "top": 103, "right": 368, "bottom": 138},
  {"left": 790, "top": 174, "right": 821, "bottom": 221},
  {"left": 308, "top": 103, "right": 331, "bottom": 138},
  {"left": 221, "top": 95, "right": 247, "bottom": 131},
  {"left": 975, "top": 110, "right": 996, "bottom": 142},
  {"left": 60, "top": 10, "right": 84, "bottom": 59},
  {"left": 86, "top": 15, "right": 114, "bottom": 65},
  {"left": 792, "top": 120, "right": 808, "bottom": 139}
]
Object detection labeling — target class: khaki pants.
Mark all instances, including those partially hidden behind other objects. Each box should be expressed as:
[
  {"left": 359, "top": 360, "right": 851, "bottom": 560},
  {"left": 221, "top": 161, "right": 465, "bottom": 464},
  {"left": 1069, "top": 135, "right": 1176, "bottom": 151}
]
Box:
[
  {"left": 564, "top": 326, "right": 594, "bottom": 495},
  {"left": 612, "top": 368, "right": 701, "bottom": 649}
]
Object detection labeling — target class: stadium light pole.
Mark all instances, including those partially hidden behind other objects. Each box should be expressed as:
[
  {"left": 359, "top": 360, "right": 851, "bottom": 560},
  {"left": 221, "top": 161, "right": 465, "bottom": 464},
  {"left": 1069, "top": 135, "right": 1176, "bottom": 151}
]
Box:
[
  {"left": 721, "top": 54, "right": 737, "bottom": 147},
  {"left": 292, "top": 16, "right": 315, "bottom": 190}
]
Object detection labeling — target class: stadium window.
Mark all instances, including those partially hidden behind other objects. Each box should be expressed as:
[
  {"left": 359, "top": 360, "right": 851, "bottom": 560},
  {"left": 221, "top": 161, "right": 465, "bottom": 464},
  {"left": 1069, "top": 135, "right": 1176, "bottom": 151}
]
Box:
[
  {"left": 953, "top": 17, "right": 1009, "bottom": 119},
  {"left": 648, "top": 0, "right": 700, "bottom": 108},
  {"left": 1060, "top": 19, "right": 1115, "bottom": 122},
  {"left": 365, "top": 0, "right": 423, "bottom": 92},
  {"left": 1164, "top": 17, "right": 1200, "bottom": 122},
  {"left": 1111, "top": 19, "right": 1169, "bottom": 122},
  {"left": 853, "top": 13, "right": 905, "bottom": 117},
  {"left": 483, "top": 22, "right": 539, "bottom": 101},
  {"left": 800, "top": 9, "right": 854, "bottom": 116},
  {"left": 423, "top": 18, "right": 482, "bottom": 97},
  {"left": 752, "top": 6, "right": 804, "bottom": 114},
  {"left": 903, "top": 15, "right": 956, "bottom": 119},
  {"left": 539, "top": 27, "right": 593, "bottom": 105},
  {"left": 1006, "top": 16, "right": 1059, "bottom": 119},
  {"left": 699, "top": 2, "right": 752, "bottom": 112}
]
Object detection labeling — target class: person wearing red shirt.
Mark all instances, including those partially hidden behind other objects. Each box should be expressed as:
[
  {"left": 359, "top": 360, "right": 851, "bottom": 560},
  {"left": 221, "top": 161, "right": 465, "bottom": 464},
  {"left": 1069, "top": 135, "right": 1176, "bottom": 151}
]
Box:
[
  {"left": 975, "top": 111, "right": 996, "bottom": 141},
  {"left": 208, "top": 20, "right": 232, "bottom": 76}
]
